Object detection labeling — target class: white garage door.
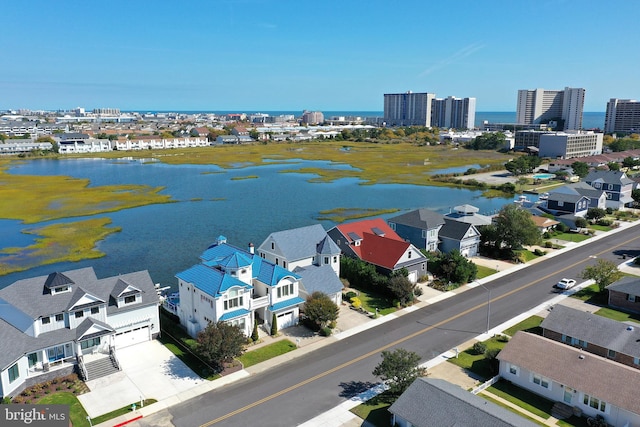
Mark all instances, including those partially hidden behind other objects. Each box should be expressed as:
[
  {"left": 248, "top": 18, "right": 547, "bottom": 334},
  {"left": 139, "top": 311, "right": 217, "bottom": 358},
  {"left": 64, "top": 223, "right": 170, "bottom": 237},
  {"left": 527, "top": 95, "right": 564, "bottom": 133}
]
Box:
[
  {"left": 115, "top": 326, "right": 149, "bottom": 349},
  {"left": 277, "top": 311, "right": 294, "bottom": 329},
  {"left": 408, "top": 271, "right": 417, "bottom": 284}
]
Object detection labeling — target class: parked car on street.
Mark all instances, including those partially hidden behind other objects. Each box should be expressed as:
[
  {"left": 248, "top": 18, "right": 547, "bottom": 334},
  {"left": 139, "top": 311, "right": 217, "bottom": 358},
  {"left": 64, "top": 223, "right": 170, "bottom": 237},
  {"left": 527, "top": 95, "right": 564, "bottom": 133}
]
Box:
[{"left": 554, "top": 278, "right": 577, "bottom": 290}]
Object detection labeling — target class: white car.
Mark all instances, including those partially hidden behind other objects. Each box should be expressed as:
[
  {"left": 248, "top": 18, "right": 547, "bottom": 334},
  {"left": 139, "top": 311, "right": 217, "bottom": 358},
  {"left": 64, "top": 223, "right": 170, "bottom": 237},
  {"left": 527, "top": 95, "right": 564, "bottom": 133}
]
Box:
[{"left": 555, "top": 278, "right": 577, "bottom": 290}]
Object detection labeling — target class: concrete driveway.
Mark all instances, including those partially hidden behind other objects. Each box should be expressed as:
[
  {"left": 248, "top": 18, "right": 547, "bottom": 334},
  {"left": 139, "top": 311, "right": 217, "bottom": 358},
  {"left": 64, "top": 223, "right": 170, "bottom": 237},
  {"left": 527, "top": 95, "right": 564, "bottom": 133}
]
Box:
[{"left": 78, "top": 340, "right": 203, "bottom": 418}]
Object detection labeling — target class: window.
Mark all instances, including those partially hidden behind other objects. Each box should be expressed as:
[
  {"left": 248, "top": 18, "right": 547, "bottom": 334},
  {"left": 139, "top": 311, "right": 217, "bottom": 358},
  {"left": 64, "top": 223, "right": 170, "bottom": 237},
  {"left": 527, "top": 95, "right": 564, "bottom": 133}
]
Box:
[
  {"left": 81, "top": 337, "right": 101, "bottom": 350},
  {"left": 124, "top": 295, "right": 136, "bottom": 304},
  {"left": 333, "top": 256, "right": 337, "bottom": 263},
  {"left": 607, "top": 349, "right": 616, "bottom": 358},
  {"left": 41, "top": 316, "right": 51, "bottom": 325},
  {"left": 276, "top": 258, "right": 279, "bottom": 265},
  {"left": 229, "top": 317, "right": 246, "bottom": 330},
  {"left": 634, "top": 357, "right": 639, "bottom": 365},
  {"left": 8, "top": 363, "right": 19, "bottom": 383},
  {"left": 75, "top": 311, "right": 84, "bottom": 319},
  {"left": 628, "top": 293, "right": 637, "bottom": 302},
  {"left": 277, "top": 283, "right": 294, "bottom": 298},
  {"left": 283, "top": 261, "right": 287, "bottom": 268},
  {"left": 224, "top": 291, "right": 243, "bottom": 310},
  {"left": 271, "top": 242, "right": 275, "bottom": 250},
  {"left": 532, "top": 374, "right": 549, "bottom": 389},
  {"left": 91, "top": 307, "right": 99, "bottom": 315},
  {"left": 421, "top": 230, "right": 427, "bottom": 238},
  {"left": 583, "top": 394, "right": 607, "bottom": 412},
  {"left": 389, "top": 223, "right": 396, "bottom": 231},
  {"left": 55, "top": 314, "right": 64, "bottom": 322},
  {"left": 28, "top": 353, "right": 38, "bottom": 368},
  {"left": 509, "top": 364, "right": 519, "bottom": 376},
  {"left": 408, "top": 251, "right": 412, "bottom": 259},
  {"left": 324, "top": 257, "right": 329, "bottom": 264},
  {"left": 594, "top": 182, "right": 601, "bottom": 188},
  {"left": 558, "top": 201, "right": 564, "bottom": 207},
  {"left": 421, "top": 263, "right": 426, "bottom": 271}
]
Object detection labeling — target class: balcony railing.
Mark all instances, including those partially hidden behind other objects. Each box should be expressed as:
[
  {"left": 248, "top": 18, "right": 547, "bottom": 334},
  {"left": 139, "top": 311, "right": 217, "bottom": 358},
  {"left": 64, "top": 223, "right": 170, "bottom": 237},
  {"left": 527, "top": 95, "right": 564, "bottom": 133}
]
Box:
[{"left": 250, "top": 295, "right": 269, "bottom": 310}]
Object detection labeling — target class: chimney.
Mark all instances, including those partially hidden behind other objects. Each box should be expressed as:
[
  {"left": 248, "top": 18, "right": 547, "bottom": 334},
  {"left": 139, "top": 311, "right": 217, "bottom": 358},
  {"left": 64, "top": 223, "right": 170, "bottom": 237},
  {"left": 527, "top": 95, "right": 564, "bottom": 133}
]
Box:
[{"left": 248, "top": 243, "right": 254, "bottom": 254}]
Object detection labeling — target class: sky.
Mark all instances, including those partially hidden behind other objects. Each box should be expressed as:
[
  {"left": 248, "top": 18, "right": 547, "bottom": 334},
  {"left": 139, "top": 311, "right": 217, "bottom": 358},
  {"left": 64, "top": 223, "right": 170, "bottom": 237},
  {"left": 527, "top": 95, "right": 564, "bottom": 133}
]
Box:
[{"left": 2, "top": 0, "right": 638, "bottom": 112}]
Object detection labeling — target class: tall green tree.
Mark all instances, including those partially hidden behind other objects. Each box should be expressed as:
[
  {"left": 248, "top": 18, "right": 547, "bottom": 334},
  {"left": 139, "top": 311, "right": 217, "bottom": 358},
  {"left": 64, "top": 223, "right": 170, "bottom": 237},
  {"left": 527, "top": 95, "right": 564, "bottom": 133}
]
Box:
[
  {"left": 388, "top": 273, "right": 416, "bottom": 307},
  {"left": 467, "top": 132, "right": 505, "bottom": 150},
  {"left": 504, "top": 156, "right": 542, "bottom": 175},
  {"left": 570, "top": 161, "right": 589, "bottom": 178},
  {"left": 195, "top": 321, "right": 246, "bottom": 369},
  {"left": 481, "top": 204, "right": 541, "bottom": 252},
  {"left": 270, "top": 313, "right": 278, "bottom": 336},
  {"left": 581, "top": 259, "right": 623, "bottom": 292},
  {"left": 437, "top": 250, "right": 478, "bottom": 284},
  {"left": 304, "top": 291, "right": 339, "bottom": 329},
  {"left": 372, "top": 348, "right": 426, "bottom": 398}
]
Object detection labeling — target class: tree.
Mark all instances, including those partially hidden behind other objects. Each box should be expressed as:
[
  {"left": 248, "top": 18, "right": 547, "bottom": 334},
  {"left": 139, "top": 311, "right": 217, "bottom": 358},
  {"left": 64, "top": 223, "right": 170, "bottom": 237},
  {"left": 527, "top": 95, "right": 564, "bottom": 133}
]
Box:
[
  {"left": 516, "top": 177, "right": 529, "bottom": 192},
  {"left": 581, "top": 259, "right": 623, "bottom": 292},
  {"left": 482, "top": 204, "right": 541, "bottom": 253},
  {"left": 251, "top": 320, "right": 259, "bottom": 342},
  {"left": 372, "top": 348, "right": 426, "bottom": 397},
  {"left": 504, "top": 156, "right": 541, "bottom": 176},
  {"left": 585, "top": 208, "right": 606, "bottom": 222},
  {"left": 437, "top": 251, "right": 478, "bottom": 284},
  {"left": 195, "top": 321, "right": 246, "bottom": 369},
  {"left": 632, "top": 188, "right": 640, "bottom": 205},
  {"left": 570, "top": 161, "right": 589, "bottom": 178},
  {"left": 388, "top": 273, "right": 416, "bottom": 307},
  {"left": 270, "top": 313, "right": 278, "bottom": 336},
  {"left": 467, "top": 132, "right": 505, "bottom": 150},
  {"left": 607, "top": 162, "right": 621, "bottom": 171},
  {"left": 304, "top": 292, "right": 339, "bottom": 329}
]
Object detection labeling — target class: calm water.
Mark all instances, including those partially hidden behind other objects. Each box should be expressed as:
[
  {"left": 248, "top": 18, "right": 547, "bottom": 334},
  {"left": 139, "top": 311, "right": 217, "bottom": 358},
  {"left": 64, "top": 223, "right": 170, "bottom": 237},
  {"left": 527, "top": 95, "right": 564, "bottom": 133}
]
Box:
[{"left": 0, "top": 158, "right": 513, "bottom": 290}]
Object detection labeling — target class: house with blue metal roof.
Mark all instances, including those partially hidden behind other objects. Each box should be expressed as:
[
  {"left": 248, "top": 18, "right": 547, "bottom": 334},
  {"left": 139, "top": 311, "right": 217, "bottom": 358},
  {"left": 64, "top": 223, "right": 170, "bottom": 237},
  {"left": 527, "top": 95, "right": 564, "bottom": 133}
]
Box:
[{"left": 175, "top": 236, "right": 304, "bottom": 338}]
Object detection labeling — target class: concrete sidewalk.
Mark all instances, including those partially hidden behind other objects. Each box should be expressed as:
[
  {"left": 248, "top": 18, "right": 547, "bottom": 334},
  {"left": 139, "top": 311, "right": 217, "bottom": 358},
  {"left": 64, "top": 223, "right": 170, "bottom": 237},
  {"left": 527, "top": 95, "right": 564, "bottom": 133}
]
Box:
[{"left": 97, "top": 218, "right": 640, "bottom": 427}]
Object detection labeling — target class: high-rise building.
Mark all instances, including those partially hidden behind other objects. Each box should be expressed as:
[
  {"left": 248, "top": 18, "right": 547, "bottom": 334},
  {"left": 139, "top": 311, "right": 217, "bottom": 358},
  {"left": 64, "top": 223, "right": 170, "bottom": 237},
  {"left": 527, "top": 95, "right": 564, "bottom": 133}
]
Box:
[
  {"left": 431, "top": 96, "right": 476, "bottom": 129},
  {"left": 301, "top": 110, "right": 324, "bottom": 125},
  {"left": 605, "top": 99, "right": 640, "bottom": 134},
  {"left": 383, "top": 91, "right": 435, "bottom": 127},
  {"left": 516, "top": 87, "right": 585, "bottom": 130}
]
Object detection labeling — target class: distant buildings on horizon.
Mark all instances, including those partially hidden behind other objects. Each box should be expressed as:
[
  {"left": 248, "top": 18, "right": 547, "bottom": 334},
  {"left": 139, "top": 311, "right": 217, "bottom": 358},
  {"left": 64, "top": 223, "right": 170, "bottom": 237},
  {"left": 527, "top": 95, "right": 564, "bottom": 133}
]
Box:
[
  {"left": 383, "top": 91, "right": 476, "bottom": 129},
  {"left": 516, "top": 87, "right": 585, "bottom": 131}
]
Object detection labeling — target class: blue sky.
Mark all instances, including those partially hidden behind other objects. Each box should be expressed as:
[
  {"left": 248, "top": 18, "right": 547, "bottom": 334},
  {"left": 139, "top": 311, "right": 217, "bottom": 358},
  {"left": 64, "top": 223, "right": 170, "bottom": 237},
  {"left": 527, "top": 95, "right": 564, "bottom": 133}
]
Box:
[{"left": 2, "top": 0, "right": 638, "bottom": 112}]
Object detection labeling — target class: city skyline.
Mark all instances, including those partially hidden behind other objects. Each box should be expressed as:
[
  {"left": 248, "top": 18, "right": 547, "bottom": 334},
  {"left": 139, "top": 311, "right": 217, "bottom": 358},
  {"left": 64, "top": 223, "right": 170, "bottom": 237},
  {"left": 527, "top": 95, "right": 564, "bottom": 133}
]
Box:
[{"left": 2, "top": 0, "right": 639, "bottom": 112}]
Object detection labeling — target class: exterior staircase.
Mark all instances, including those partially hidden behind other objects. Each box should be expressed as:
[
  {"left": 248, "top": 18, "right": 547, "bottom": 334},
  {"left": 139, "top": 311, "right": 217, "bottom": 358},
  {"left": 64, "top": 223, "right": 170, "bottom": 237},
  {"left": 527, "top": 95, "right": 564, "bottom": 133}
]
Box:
[
  {"left": 551, "top": 402, "right": 574, "bottom": 419},
  {"left": 84, "top": 356, "right": 120, "bottom": 381}
]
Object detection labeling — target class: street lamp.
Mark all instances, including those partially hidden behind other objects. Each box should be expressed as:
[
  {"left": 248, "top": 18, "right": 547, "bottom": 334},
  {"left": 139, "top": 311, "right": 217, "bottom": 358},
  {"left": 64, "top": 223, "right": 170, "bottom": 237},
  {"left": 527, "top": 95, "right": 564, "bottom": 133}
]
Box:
[{"left": 478, "top": 283, "right": 491, "bottom": 334}]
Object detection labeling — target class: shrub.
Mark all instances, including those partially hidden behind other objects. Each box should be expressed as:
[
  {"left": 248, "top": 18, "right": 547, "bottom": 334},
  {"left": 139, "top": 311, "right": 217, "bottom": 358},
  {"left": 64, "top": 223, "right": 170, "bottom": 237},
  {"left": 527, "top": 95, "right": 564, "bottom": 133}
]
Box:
[
  {"left": 542, "top": 231, "right": 550, "bottom": 239},
  {"left": 344, "top": 291, "right": 357, "bottom": 301},
  {"left": 270, "top": 313, "right": 278, "bottom": 336},
  {"left": 251, "top": 321, "right": 259, "bottom": 342},
  {"left": 597, "top": 218, "right": 613, "bottom": 226},
  {"left": 472, "top": 342, "right": 487, "bottom": 355},
  {"left": 533, "top": 248, "right": 546, "bottom": 256},
  {"left": 350, "top": 296, "right": 362, "bottom": 309},
  {"left": 497, "top": 334, "right": 510, "bottom": 343},
  {"left": 544, "top": 241, "right": 554, "bottom": 248},
  {"left": 2, "top": 396, "right": 12, "bottom": 404},
  {"left": 329, "top": 320, "right": 337, "bottom": 329},
  {"left": 414, "top": 286, "right": 423, "bottom": 297},
  {"left": 320, "top": 327, "right": 332, "bottom": 337},
  {"left": 605, "top": 207, "right": 614, "bottom": 215},
  {"left": 556, "top": 223, "right": 569, "bottom": 232}
]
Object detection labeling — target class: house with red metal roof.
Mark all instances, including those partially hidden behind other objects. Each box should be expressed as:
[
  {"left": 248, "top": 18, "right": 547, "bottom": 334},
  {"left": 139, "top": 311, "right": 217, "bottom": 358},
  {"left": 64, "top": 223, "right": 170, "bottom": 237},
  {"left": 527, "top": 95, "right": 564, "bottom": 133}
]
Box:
[{"left": 327, "top": 218, "right": 427, "bottom": 283}]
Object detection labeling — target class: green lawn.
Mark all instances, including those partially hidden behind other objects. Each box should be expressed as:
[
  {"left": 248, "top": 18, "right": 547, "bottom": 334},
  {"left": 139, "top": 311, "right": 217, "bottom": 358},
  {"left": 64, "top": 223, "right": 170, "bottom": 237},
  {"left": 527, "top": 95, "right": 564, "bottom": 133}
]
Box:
[
  {"left": 514, "top": 249, "right": 540, "bottom": 263},
  {"left": 355, "top": 289, "right": 397, "bottom": 315},
  {"left": 552, "top": 232, "right": 590, "bottom": 243},
  {"left": 37, "top": 392, "right": 90, "bottom": 427},
  {"left": 350, "top": 392, "right": 393, "bottom": 427},
  {"left": 487, "top": 380, "right": 553, "bottom": 419},
  {"left": 475, "top": 264, "right": 498, "bottom": 279},
  {"left": 589, "top": 224, "right": 612, "bottom": 232},
  {"left": 594, "top": 307, "right": 640, "bottom": 324},
  {"left": 570, "top": 284, "right": 609, "bottom": 305},
  {"left": 238, "top": 340, "right": 297, "bottom": 367},
  {"left": 159, "top": 332, "right": 219, "bottom": 380},
  {"left": 502, "top": 315, "right": 544, "bottom": 337},
  {"left": 447, "top": 336, "right": 506, "bottom": 380},
  {"left": 480, "top": 394, "right": 545, "bottom": 426},
  {"left": 91, "top": 399, "right": 157, "bottom": 425}
]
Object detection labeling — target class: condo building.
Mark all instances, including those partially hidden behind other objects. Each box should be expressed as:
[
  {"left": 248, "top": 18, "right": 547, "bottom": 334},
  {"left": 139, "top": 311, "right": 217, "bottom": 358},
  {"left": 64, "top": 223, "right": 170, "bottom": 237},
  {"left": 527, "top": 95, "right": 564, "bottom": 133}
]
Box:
[
  {"left": 383, "top": 91, "right": 476, "bottom": 129},
  {"left": 516, "top": 87, "right": 585, "bottom": 130},
  {"left": 537, "top": 131, "right": 603, "bottom": 159},
  {"left": 605, "top": 99, "right": 640, "bottom": 134}
]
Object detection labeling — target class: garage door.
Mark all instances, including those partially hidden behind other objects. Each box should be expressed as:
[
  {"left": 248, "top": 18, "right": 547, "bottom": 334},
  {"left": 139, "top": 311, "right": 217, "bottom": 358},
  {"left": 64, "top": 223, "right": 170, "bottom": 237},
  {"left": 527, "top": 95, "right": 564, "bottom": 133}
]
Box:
[
  {"left": 277, "top": 311, "right": 294, "bottom": 329},
  {"left": 115, "top": 326, "right": 149, "bottom": 349},
  {"left": 408, "top": 271, "right": 417, "bottom": 284}
]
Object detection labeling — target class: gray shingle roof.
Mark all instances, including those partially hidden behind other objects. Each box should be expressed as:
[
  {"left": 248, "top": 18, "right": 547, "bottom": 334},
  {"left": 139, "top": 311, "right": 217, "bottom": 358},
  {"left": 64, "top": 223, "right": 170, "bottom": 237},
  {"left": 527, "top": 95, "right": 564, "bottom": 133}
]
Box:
[
  {"left": 498, "top": 332, "right": 640, "bottom": 415},
  {"left": 608, "top": 276, "right": 640, "bottom": 296},
  {"left": 585, "top": 170, "right": 635, "bottom": 186},
  {"left": 388, "top": 209, "right": 445, "bottom": 230},
  {"left": 294, "top": 265, "right": 344, "bottom": 297},
  {"left": 547, "top": 192, "right": 586, "bottom": 203},
  {"left": 258, "top": 224, "right": 339, "bottom": 262},
  {"left": 541, "top": 304, "right": 640, "bottom": 356},
  {"left": 389, "top": 378, "right": 539, "bottom": 427},
  {"left": 440, "top": 218, "right": 476, "bottom": 241}
]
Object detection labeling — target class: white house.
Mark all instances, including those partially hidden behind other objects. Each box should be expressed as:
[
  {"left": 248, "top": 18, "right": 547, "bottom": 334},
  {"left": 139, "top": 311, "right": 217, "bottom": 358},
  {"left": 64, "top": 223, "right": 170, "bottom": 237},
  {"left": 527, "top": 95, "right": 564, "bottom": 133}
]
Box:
[
  {"left": 0, "top": 267, "right": 160, "bottom": 399},
  {"left": 175, "top": 236, "right": 305, "bottom": 338},
  {"left": 498, "top": 332, "right": 640, "bottom": 427},
  {"left": 257, "top": 224, "right": 343, "bottom": 305}
]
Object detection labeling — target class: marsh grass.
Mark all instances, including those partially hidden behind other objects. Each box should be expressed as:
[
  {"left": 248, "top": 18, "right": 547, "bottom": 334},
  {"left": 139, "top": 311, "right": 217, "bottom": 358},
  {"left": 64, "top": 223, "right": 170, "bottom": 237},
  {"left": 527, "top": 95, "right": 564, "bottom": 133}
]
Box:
[
  {"left": 317, "top": 207, "right": 400, "bottom": 222},
  {"left": 0, "top": 165, "right": 173, "bottom": 224},
  {"left": 0, "top": 218, "right": 120, "bottom": 276}
]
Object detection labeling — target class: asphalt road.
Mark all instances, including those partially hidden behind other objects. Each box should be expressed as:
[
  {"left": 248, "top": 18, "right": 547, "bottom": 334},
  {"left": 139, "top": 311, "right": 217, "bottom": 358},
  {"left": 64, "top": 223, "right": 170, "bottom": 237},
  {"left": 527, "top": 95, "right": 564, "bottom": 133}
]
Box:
[{"left": 144, "top": 226, "right": 640, "bottom": 427}]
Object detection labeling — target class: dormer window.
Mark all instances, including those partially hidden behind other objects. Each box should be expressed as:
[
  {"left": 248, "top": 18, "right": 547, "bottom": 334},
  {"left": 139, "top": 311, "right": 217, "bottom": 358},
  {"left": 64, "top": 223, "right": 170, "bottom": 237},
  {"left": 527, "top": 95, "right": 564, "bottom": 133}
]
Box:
[
  {"left": 52, "top": 285, "right": 70, "bottom": 294},
  {"left": 75, "top": 311, "right": 84, "bottom": 319},
  {"left": 41, "top": 316, "right": 51, "bottom": 325},
  {"left": 91, "top": 307, "right": 99, "bottom": 315},
  {"left": 55, "top": 314, "right": 64, "bottom": 322},
  {"left": 124, "top": 295, "right": 136, "bottom": 304}
]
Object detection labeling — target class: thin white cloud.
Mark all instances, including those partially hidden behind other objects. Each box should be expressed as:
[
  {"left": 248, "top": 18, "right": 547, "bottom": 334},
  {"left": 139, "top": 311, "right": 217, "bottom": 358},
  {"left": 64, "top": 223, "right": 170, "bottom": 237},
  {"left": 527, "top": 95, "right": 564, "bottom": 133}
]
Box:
[{"left": 419, "top": 43, "right": 485, "bottom": 77}]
